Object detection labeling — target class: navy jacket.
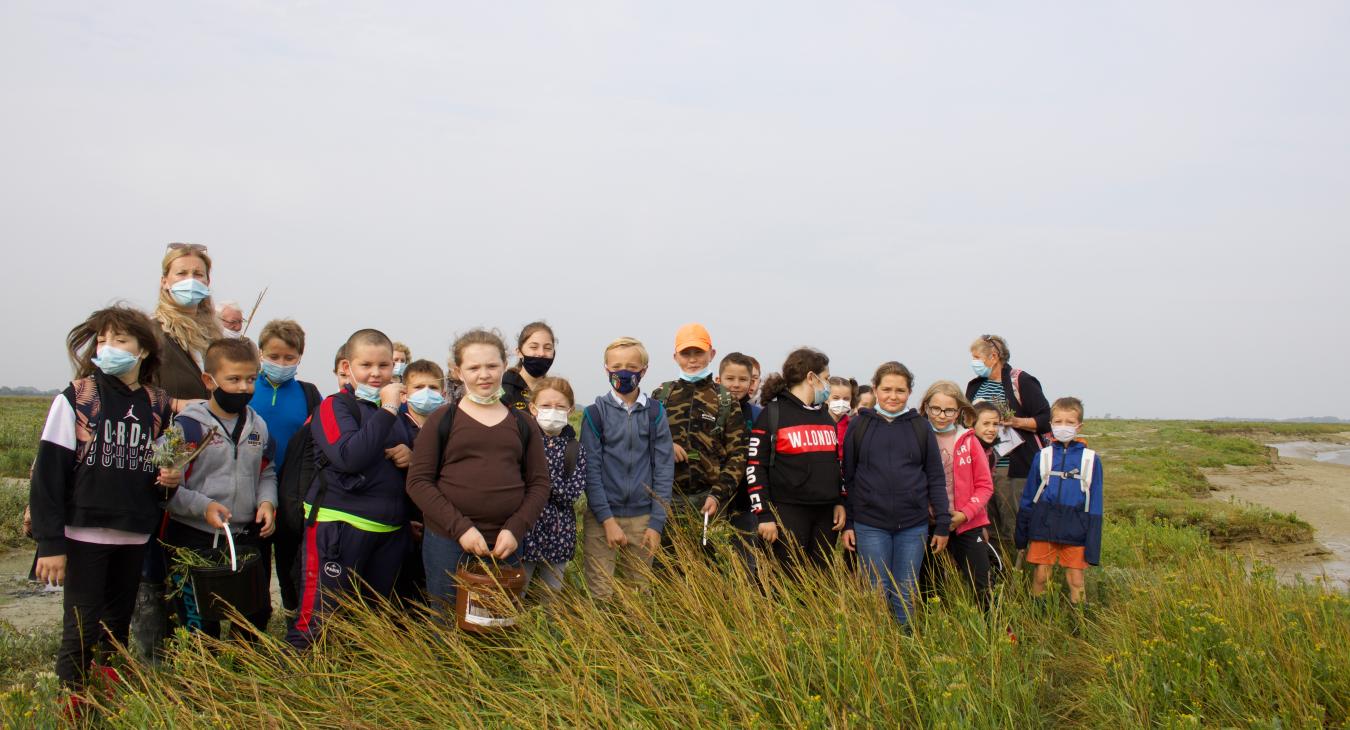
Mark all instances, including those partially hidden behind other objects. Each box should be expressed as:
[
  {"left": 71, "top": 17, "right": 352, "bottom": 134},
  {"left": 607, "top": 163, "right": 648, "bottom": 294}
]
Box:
[
  {"left": 842, "top": 408, "right": 950, "bottom": 536},
  {"left": 308, "top": 389, "right": 411, "bottom": 528},
  {"left": 1015, "top": 440, "right": 1105, "bottom": 565}
]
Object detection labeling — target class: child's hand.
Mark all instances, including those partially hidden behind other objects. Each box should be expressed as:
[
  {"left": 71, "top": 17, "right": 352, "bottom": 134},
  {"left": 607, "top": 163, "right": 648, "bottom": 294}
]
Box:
[
  {"left": 35, "top": 555, "right": 66, "bottom": 586},
  {"left": 757, "top": 521, "right": 779, "bottom": 544},
  {"left": 641, "top": 528, "right": 661, "bottom": 554},
  {"left": 384, "top": 445, "right": 412, "bottom": 468},
  {"left": 459, "top": 527, "right": 490, "bottom": 556},
  {"left": 256, "top": 502, "right": 276, "bottom": 538},
  {"left": 672, "top": 444, "right": 688, "bottom": 463},
  {"left": 842, "top": 529, "right": 856, "bottom": 552},
  {"left": 157, "top": 468, "right": 183, "bottom": 488},
  {"left": 951, "top": 511, "right": 967, "bottom": 528},
  {"left": 410, "top": 520, "right": 424, "bottom": 541},
  {"left": 832, "top": 505, "right": 847, "bottom": 531},
  {"left": 491, "top": 529, "right": 518, "bottom": 560},
  {"left": 930, "top": 533, "right": 949, "bottom": 554},
  {"left": 379, "top": 383, "right": 404, "bottom": 408},
  {"left": 701, "top": 496, "right": 718, "bottom": 517},
  {"left": 603, "top": 518, "right": 628, "bottom": 548},
  {"left": 204, "top": 502, "right": 232, "bottom": 530}
]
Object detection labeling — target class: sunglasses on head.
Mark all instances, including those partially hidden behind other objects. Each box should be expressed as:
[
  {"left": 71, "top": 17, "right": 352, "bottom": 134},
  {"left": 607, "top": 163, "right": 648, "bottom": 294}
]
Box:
[{"left": 166, "top": 242, "right": 209, "bottom": 254}]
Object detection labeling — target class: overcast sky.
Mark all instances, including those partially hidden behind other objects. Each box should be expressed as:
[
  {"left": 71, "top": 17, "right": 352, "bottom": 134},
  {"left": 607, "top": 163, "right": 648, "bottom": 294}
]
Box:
[{"left": 2, "top": 2, "right": 1347, "bottom": 419}]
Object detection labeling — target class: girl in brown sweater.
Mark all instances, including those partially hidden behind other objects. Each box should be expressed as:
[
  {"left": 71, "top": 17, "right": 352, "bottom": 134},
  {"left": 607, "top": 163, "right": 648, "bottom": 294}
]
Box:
[{"left": 406, "top": 330, "right": 551, "bottom": 606}]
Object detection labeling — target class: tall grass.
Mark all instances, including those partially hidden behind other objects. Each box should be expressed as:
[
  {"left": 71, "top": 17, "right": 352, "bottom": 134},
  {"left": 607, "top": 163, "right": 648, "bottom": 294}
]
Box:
[{"left": 51, "top": 517, "right": 1350, "bottom": 729}]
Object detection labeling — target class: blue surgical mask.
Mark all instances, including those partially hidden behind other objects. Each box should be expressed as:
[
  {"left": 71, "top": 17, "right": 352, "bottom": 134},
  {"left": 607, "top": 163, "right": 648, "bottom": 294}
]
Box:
[
  {"left": 353, "top": 382, "right": 382, "bottom": 405},
  {"left": 679, "top": 367, "right": 712, "bottom": 383},
  {"left": 608, "top": 368, "right": 643, "bottom": 395},
  {"left": 393, "top": 362, "right": 408, "bottom": 378},
  {"left": 812, "top": 374, "right": 830, "bottom": 406},
  {"left": 933, "top": 422, "right": 957, "bottom": 434},
  {"left": 407, "top": 388, "right": 446, "bottom": 415},
  {"left": 169, "top": 279, "right": 211, "bottom": 307},
  {"left": 260, "top": 360, "right": 298, "bottom": 384},
  {"left": 875, "top": 404, "right": 906, "bottom": 419},
  {"left": 971, "top": 359, "right": 992, "bottom": 379},
  {"left": 92, "top": 346, "right": 140, "bottom": 377}
]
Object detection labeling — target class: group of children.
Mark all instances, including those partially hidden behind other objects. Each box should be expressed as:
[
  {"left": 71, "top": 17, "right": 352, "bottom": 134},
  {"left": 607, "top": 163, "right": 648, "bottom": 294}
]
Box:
[{"left": 29, "top": 306, "right": 1105, "bottom": 692}]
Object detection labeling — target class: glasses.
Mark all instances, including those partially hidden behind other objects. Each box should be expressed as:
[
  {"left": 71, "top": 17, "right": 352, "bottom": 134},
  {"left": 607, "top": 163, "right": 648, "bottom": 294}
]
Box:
[
  {"left": 166, "top": 242, "right": 209, "bottom": 254},
  {"left": 927, "top": 406, "right": 960, "bottom": 418}
]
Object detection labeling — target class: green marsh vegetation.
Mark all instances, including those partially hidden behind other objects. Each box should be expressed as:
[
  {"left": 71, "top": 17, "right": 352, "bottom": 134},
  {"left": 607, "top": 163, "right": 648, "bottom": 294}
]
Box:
[{"left": 1, "top": 399, "right": 1347, "bottom": 727}]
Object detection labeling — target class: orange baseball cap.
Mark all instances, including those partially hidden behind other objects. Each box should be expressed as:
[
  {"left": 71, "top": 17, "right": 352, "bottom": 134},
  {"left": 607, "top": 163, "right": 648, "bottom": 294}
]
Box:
[{"left": 674, "top": 323, "right": 712, "bottom": 352}]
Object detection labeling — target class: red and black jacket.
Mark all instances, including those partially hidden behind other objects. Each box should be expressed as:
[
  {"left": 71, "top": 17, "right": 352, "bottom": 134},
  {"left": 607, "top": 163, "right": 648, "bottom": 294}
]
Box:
[{"left": 744, "top": 391, "right": 843, "bottom": 524}]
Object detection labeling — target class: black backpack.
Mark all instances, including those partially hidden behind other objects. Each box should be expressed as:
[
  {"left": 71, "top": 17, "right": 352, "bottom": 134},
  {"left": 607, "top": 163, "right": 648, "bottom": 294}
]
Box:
[{"left": 276, "top": 384, "right": 341, "bottom": 534}]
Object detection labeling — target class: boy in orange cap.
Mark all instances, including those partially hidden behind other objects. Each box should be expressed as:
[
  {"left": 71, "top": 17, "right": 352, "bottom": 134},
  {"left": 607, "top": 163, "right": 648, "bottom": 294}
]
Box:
[{"left": 650, "top": 324, "right": 746, "bottom": 548}]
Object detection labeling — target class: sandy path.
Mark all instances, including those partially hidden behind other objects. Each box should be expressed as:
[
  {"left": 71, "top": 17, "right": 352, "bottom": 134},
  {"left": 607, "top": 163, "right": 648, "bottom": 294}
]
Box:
[
  {"left": 1205, "top": 448, "right": 1350, "bottom": 588},
  {"left": 0, "top": 546, "right": 63, "bottom": 633}
]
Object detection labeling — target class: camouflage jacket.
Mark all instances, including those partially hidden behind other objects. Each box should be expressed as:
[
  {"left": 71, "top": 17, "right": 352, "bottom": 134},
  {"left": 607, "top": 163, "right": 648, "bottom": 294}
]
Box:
[{"left": 651, "top": 376, "right": 746, "bottom": 503}]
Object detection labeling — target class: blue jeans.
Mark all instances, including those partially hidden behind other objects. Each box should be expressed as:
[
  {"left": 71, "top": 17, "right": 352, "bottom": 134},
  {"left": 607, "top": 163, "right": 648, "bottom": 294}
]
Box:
[
  {"left": 422, "top": 529, "right": 520, "bottom": 607},
  {"left": 853, "top": 522, "right": 928, "bottom": 625}
]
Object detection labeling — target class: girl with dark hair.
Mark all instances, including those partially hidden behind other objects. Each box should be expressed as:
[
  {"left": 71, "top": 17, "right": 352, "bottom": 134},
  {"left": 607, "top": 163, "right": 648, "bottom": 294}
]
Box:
[
  {"left": 744, "top": 348, "right": 845, "bottom": 570},
  {"left": 502, "top": 321, "right": 556, "bottom": 412},
  {"left": 29, "top": 305, "right": 181, "bottom": 692}
]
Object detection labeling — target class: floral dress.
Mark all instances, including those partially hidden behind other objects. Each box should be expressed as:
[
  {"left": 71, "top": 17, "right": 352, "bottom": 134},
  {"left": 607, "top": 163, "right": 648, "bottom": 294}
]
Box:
[{"left": 521, "top": 426, "right": 587, "bottom": 565}]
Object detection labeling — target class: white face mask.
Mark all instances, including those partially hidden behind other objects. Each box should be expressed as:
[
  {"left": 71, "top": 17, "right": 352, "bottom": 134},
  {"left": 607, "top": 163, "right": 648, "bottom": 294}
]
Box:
[
  {"left": 536, "top": 407, "right": 570, "bottom": 435},
  {"left": 827, "top": 399, "right": 851, "bottom": 416},
  {"left": 1052, "top": 425, "right": 1079, "bottom": 443}
]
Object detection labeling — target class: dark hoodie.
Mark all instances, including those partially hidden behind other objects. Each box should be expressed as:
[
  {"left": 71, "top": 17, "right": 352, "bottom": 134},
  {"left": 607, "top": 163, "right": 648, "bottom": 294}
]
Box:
[
  {"left": 842, "top": 408, "right": 950, "bottom": 536},
  {"left": 744, "top": 392, "right": 843, "bottom": 524},
  {"left": 29, "top": 372, "right": 174, "bottom": 557}
]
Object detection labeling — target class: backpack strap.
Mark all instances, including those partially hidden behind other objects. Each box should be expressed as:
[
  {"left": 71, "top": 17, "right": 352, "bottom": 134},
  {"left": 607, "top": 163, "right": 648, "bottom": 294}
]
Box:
[
  {"left": 764, "top": 400, "right": 780, "bottom": 472},
  {"left": 1033, "top": 445, "right": 1055, "bottom": 504},
  {"left": 70, "top": 378, "right": 100, "bottom": 464},
  {"left": 849, "top": 414, "right": 872, "bottom": 472},
  {"left": 911, "top": 418, "right": 930, "bottom": 465},
  {"left": 1009, "top": 368, "right": 1024, "bottom": 409},
  {"left": 646, "top": 400, "right": 664, "bottom": 471},
  {"left": 301, "top": 381, "right": 323, "bottom": 415},
  {"left": 564, "top": 438, "right": 580, "bottom": 479},
  {"left": 583, "top": 404, "right": 603, "bottom": 440},
  {"left": 1079, "top": 449, "right": 1097, "bottom": 512},
  {"left": 435, "top": 402, "right": 460, "bottom": 476},
  {"left": 713, "top": 386, "right": 734, "bottom": 436},
  {"left": 511, "top": 409, "right": 532, "bottom": 478}
]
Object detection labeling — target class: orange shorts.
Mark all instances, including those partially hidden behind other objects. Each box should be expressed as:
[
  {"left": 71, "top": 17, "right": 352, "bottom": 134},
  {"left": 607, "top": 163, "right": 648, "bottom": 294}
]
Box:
[{"left": 1026, "top": 541, "right": 1088, "bottom": 570}]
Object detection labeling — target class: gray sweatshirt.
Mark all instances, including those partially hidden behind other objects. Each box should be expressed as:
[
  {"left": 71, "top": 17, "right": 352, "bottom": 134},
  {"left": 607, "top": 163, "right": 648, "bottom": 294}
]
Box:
[{"left": 168, "top": 401, "right": 277, "bottom": 535}]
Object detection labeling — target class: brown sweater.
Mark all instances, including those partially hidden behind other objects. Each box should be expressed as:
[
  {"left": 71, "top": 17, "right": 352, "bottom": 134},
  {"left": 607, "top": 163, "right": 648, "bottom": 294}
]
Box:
[
  {"left": 154, "top": 329, "right": 209, "bottom": 401},
  {"left": 406, "top": 406, "right": 551, "bottom": 546}
]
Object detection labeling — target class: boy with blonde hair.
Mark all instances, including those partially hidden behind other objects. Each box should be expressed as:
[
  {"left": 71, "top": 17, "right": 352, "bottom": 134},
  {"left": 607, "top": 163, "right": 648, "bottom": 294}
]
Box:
[
  {"left": 1015, "top": 397, "right": 1103, "bottom": 605},
  {"left": 580, "top": 337, "right": 674, "bottom": 599}
]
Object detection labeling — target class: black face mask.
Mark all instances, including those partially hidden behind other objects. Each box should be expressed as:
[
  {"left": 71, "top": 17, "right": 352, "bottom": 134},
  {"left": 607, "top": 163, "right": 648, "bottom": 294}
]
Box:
[
  {"left": 521, "top": 355, "right": 555, "bottom": 379},
  {"left": 212, "top": 387, "right": 252, "bottom": 415}
]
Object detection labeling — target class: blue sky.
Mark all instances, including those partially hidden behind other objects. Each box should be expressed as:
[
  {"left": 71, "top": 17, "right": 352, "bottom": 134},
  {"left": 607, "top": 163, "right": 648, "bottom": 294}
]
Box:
[{"left": 1, "top": 2, "right": 1347, "bottom": 418}]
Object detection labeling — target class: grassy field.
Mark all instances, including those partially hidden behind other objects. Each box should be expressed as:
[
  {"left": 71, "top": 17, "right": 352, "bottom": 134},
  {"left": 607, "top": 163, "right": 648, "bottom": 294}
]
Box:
[{"left": 1, "top": 398, "right": 1348, "bottom": 727}]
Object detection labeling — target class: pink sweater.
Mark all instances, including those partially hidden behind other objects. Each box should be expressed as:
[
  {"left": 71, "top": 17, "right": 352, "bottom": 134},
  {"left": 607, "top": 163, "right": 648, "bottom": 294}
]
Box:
[{"left": 949, "top": 428, "right": 994, "bottom": 535}]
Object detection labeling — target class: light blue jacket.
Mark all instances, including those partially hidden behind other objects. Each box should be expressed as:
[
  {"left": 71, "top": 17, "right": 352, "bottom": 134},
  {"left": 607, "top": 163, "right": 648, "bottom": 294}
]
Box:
[{"left": 580, "top": 392, "right": 675, "bottom": 532}]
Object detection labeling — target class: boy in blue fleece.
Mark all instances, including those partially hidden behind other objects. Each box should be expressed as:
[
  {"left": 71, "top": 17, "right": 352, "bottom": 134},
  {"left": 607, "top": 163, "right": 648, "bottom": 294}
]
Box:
[
  {"left": 286, "top": 329, "right": 409, "bottom": 650},
  {"left": 580, "top": 336, "right": 674, "bottom": 599},
  {"left": 1015, "top": 397, "right": 1104, "bottom": 605}
]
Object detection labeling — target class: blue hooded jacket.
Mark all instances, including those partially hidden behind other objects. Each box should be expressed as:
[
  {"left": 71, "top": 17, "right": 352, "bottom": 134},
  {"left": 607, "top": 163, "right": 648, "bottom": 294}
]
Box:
[
  {"left": 580, "top": 392, "right": 675, "bottom": 533},
  {"left": 1015, "top": 440, "right": 1105, "bottom": 565}
]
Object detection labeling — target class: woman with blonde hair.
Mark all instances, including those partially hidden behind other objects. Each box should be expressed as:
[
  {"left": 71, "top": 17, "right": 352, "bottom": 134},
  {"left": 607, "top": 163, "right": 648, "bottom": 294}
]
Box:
[
  {"left": 153, "top": 243, "right": 222, "bottom": 405},
  {"left": 132, "top": 243, "right": 221, "bottom": 662}
]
